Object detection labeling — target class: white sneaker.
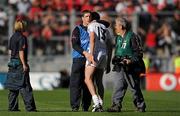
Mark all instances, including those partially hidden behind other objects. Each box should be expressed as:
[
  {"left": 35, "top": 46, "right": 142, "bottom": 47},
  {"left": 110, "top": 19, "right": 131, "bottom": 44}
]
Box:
[{"left": 92, "top": 104, "right": 103, "bottom": 112}]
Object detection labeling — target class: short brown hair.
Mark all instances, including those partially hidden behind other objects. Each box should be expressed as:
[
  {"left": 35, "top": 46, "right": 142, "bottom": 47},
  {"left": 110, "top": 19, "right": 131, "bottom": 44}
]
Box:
[{"left": 81, "top": 10, "right": 91, "bottom": 17}]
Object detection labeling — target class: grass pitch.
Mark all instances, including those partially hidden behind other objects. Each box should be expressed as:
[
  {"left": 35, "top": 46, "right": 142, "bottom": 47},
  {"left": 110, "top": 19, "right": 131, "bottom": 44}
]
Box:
[{"left": 0, "top": 89, "right": 180, "bottom": 116}]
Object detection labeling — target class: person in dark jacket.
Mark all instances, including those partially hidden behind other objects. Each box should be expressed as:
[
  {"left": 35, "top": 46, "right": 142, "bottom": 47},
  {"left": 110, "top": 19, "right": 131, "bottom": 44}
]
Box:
[
  {"left": 70, "top": 10, "right": 92, "bottom": 112},
  {"left": 107, "top": 17, "right": 146, "bottom": 112},
  {"left": 5, "top": 18, "right": 36, "bottom": 112}
]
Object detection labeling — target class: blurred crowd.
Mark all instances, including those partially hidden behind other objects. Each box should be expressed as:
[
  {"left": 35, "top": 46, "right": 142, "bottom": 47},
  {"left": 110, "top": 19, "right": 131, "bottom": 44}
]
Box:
[{"left": 0, "top": 0, "right": 180, "bottom": 73}]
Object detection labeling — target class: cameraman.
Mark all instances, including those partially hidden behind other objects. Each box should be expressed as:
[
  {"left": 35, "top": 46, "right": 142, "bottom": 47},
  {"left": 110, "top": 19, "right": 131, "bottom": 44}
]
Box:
[
  {"left": 5, "top": 18, "right": 36, "bottom": 112},
  {"left": 107, "top": 17, "right": 146, "bottom": 112}
]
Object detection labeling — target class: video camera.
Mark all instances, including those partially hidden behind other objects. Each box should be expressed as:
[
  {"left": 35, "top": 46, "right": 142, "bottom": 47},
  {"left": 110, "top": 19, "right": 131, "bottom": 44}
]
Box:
[
  {"left": 112, "top": 56, "right": 130, "bottom": 66},
  {"left": 112, "top": 56, "right": 131, "bottom": 72}
]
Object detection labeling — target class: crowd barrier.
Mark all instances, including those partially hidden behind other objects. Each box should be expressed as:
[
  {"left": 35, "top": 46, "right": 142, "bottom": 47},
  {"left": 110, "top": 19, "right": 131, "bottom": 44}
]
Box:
[
  {"left": 1, "top": 72, "right": 180, "bottom": 91},
  {"left": 146, "top": 73, "right": 180, "bottom": 91}
]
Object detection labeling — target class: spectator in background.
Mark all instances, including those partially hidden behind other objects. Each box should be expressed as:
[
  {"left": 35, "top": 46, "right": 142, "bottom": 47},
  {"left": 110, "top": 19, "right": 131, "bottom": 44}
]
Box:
[
  {"left": 41, "top": 24, "right": 53, "bottom": 55},
  {"left": 40, "top": 0, "right": 52, "bottom": 11},
  {"left": 73, "top": 0, "right": 83, "bottom": 11},
  {"left": 51, "top": 22, "right": 61, "bottom": 36},
  {"left": 28, "top": 0, "right": 42, "bottom": 21},
  {"left": 58, "top": 13, "right": 70, "bottom": 35},
  {"left": 171, "top": 10, "right": 180, "bottom": 45},
  {"left": 41, "top": 7, "right": 55, "bottom": 38},
  {"left": 115, "top": 1, "right": 126, "bottom": 14},
  {"left": 81, "top": 0, "right": 93, "bottom": 11},
  {"left": 145, "top": 23, "right": 159, "bottom": 72},
  {"left": 157, "top": 0, "right": 174, "bottom": 11},
  {"left": 147, "top": 0, "right": 158, "bottom": 21},
  {"left": 119, "top": 0, "right": 136, "bottom": 22},
  {"left": 137, "top": 0, "right": 152, "bottom": 33},
  {"left": 17, "top": 0, "right": 31, "bottom": 15},
  {"left": 157, "top": 21, "right": 175, "bottom": 57},
  {"left": 103, "top": 0, "right": 115, "bottom": 11},
  {"left": 53, "top": 0, "right": 68, "bottom": 12},
  {"left": 8, "top": 0, "right": 19, "bottom": 11},
  {"left": 29, "top": 15, "right": 43, "bottom": 55},
  {"left": 156, "top": 21, "right": 176, "bottom": 72},
  {"left": 91, "top": 0, "right": 104, "bottom": 11},
  {"left": 41, "top": 24, "right": 53, "bottom": 41},
  {"left": 0, "top": 7, "right": 8, "bottom": 35},
  {"left": 145, "top": 23, "right": 157, "bottom": 56},
  {"left": 27, "top": 0, "right": 43, "bottom": 55},
  {"left": 42, "top": 7, "right": 55, "bottom": 26}
]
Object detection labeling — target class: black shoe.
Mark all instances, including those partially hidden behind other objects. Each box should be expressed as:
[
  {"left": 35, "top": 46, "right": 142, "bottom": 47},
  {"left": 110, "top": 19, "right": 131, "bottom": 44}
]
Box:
[
  {"left": 136, "top": 108, "right": 145, "bottom": 112},
  {"left": 8, "top": 109, "right": 21, "bottom": 112},
  {"left": 107, "top": 104, "right": 121, "bottom": 112},
  {"left": 82, "top": 108, "right": 88, "bottom": 112},
  {"left": 72, "top": 108, "right": 78, "bottom": 112},
  {"left": 27, "top": 109, "right": 37, "bottom": 112}
]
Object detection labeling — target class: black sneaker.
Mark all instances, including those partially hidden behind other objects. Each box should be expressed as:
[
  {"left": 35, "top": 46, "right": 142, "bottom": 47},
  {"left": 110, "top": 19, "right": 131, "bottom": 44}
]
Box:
[
  {"left": 27, "top": 109, "right": 37, "bottom": 112},
  {"left": 72, "top": 108, "right": 78, "bottom": 112},
  {"left": 82, "top": 108, "right": 88, "bottom": 112},
  {"left": 136, "top": 108, "right": 145, "bottom": 112},
  {"left": 8, "top": 109, "right": 21, "bottom": 112},
  {"left": 107, "top": 104, "right": 121, "bottom": 112}
]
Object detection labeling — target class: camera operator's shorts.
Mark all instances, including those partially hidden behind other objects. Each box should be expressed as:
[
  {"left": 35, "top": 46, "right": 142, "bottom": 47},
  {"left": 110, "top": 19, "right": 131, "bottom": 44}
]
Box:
[{"left": 86, "top": 51, "right": 107, "bottom": 69}]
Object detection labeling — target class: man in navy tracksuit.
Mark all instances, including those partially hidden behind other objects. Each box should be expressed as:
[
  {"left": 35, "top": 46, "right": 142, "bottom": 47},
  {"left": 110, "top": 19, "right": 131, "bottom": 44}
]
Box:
[{"left": 70, "top": 10, "right": 92, "bottom": 111}]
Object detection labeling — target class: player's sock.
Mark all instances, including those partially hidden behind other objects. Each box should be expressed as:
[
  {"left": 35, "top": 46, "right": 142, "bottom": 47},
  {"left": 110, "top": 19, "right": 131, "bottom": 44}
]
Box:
[
  {"left": 92, "top": 95, "right": 100, "bottom": 106},
  {"left": 98, "top": 96, "right": 103, "bottom": 106}
]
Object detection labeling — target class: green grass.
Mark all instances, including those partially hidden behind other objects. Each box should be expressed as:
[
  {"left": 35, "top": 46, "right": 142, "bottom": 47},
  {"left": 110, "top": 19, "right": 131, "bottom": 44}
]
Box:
[{"left": 0, "top": 89, "right": 180, "bottom": 116}]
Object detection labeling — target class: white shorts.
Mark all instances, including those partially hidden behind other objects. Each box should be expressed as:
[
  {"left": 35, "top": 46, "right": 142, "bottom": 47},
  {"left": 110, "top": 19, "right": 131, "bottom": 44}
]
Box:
[{"left": 86, "top": 51, "right": 107, "bottom": 69}]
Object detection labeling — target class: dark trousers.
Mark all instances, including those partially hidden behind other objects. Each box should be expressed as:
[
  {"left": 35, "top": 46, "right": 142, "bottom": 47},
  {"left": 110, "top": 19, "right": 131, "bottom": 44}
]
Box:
[
  {"left": 8, "top": 72, "right": 36, "bottom": 111},
  {"left": 93, "top": 68, "right": 104, "bottom": 100},
  {"left": 70, "top": 58, "right": 91, "bottom": 111},
  {"left": 112, "top": 67, "right": 146, "bottom": 109}
]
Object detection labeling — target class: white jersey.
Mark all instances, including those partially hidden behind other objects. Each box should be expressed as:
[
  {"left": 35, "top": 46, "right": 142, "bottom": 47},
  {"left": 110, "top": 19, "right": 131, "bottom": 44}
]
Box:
[
  {"left": 88, "top": 21, "right": 107, "bottom": 55},
  {"left": 86, "top": 21, "right": 111, "bottom": 68}
]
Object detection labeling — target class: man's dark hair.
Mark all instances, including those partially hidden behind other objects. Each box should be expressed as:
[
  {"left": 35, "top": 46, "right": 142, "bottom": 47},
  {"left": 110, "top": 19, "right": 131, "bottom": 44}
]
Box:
[
  {"left": 91, "top": 12, "right": 100, "bottom": 21},
  {"left": 81, "top": 10, "right": 91, "bottom": 17},
  {"left": 97, "top": 20, "right": 110, "bottom": 28}
]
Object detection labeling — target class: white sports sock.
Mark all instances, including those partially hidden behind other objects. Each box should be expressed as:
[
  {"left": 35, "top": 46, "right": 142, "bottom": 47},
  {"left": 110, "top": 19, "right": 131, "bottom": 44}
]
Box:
[
  {"left": 98, "top": 96, "right": 103, "bottom": 105},
  {"left": 92, "top": 95, "right": 99, "bottom": 106}
]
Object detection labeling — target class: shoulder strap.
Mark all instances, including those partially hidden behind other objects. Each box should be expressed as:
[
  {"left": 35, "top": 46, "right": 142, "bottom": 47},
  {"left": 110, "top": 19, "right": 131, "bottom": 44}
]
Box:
[
  {"left": 133, "top": 32, "right": 144, "bottom": 57},
  {"left": 135, "top": 33, "right": 143, "bottom": 51}
]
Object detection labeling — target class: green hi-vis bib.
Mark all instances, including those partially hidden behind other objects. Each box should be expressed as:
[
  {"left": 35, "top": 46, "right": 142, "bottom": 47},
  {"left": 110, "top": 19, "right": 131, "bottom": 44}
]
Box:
[{"left": 115, "top": 31, "right": 133, "bottom": 57}]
